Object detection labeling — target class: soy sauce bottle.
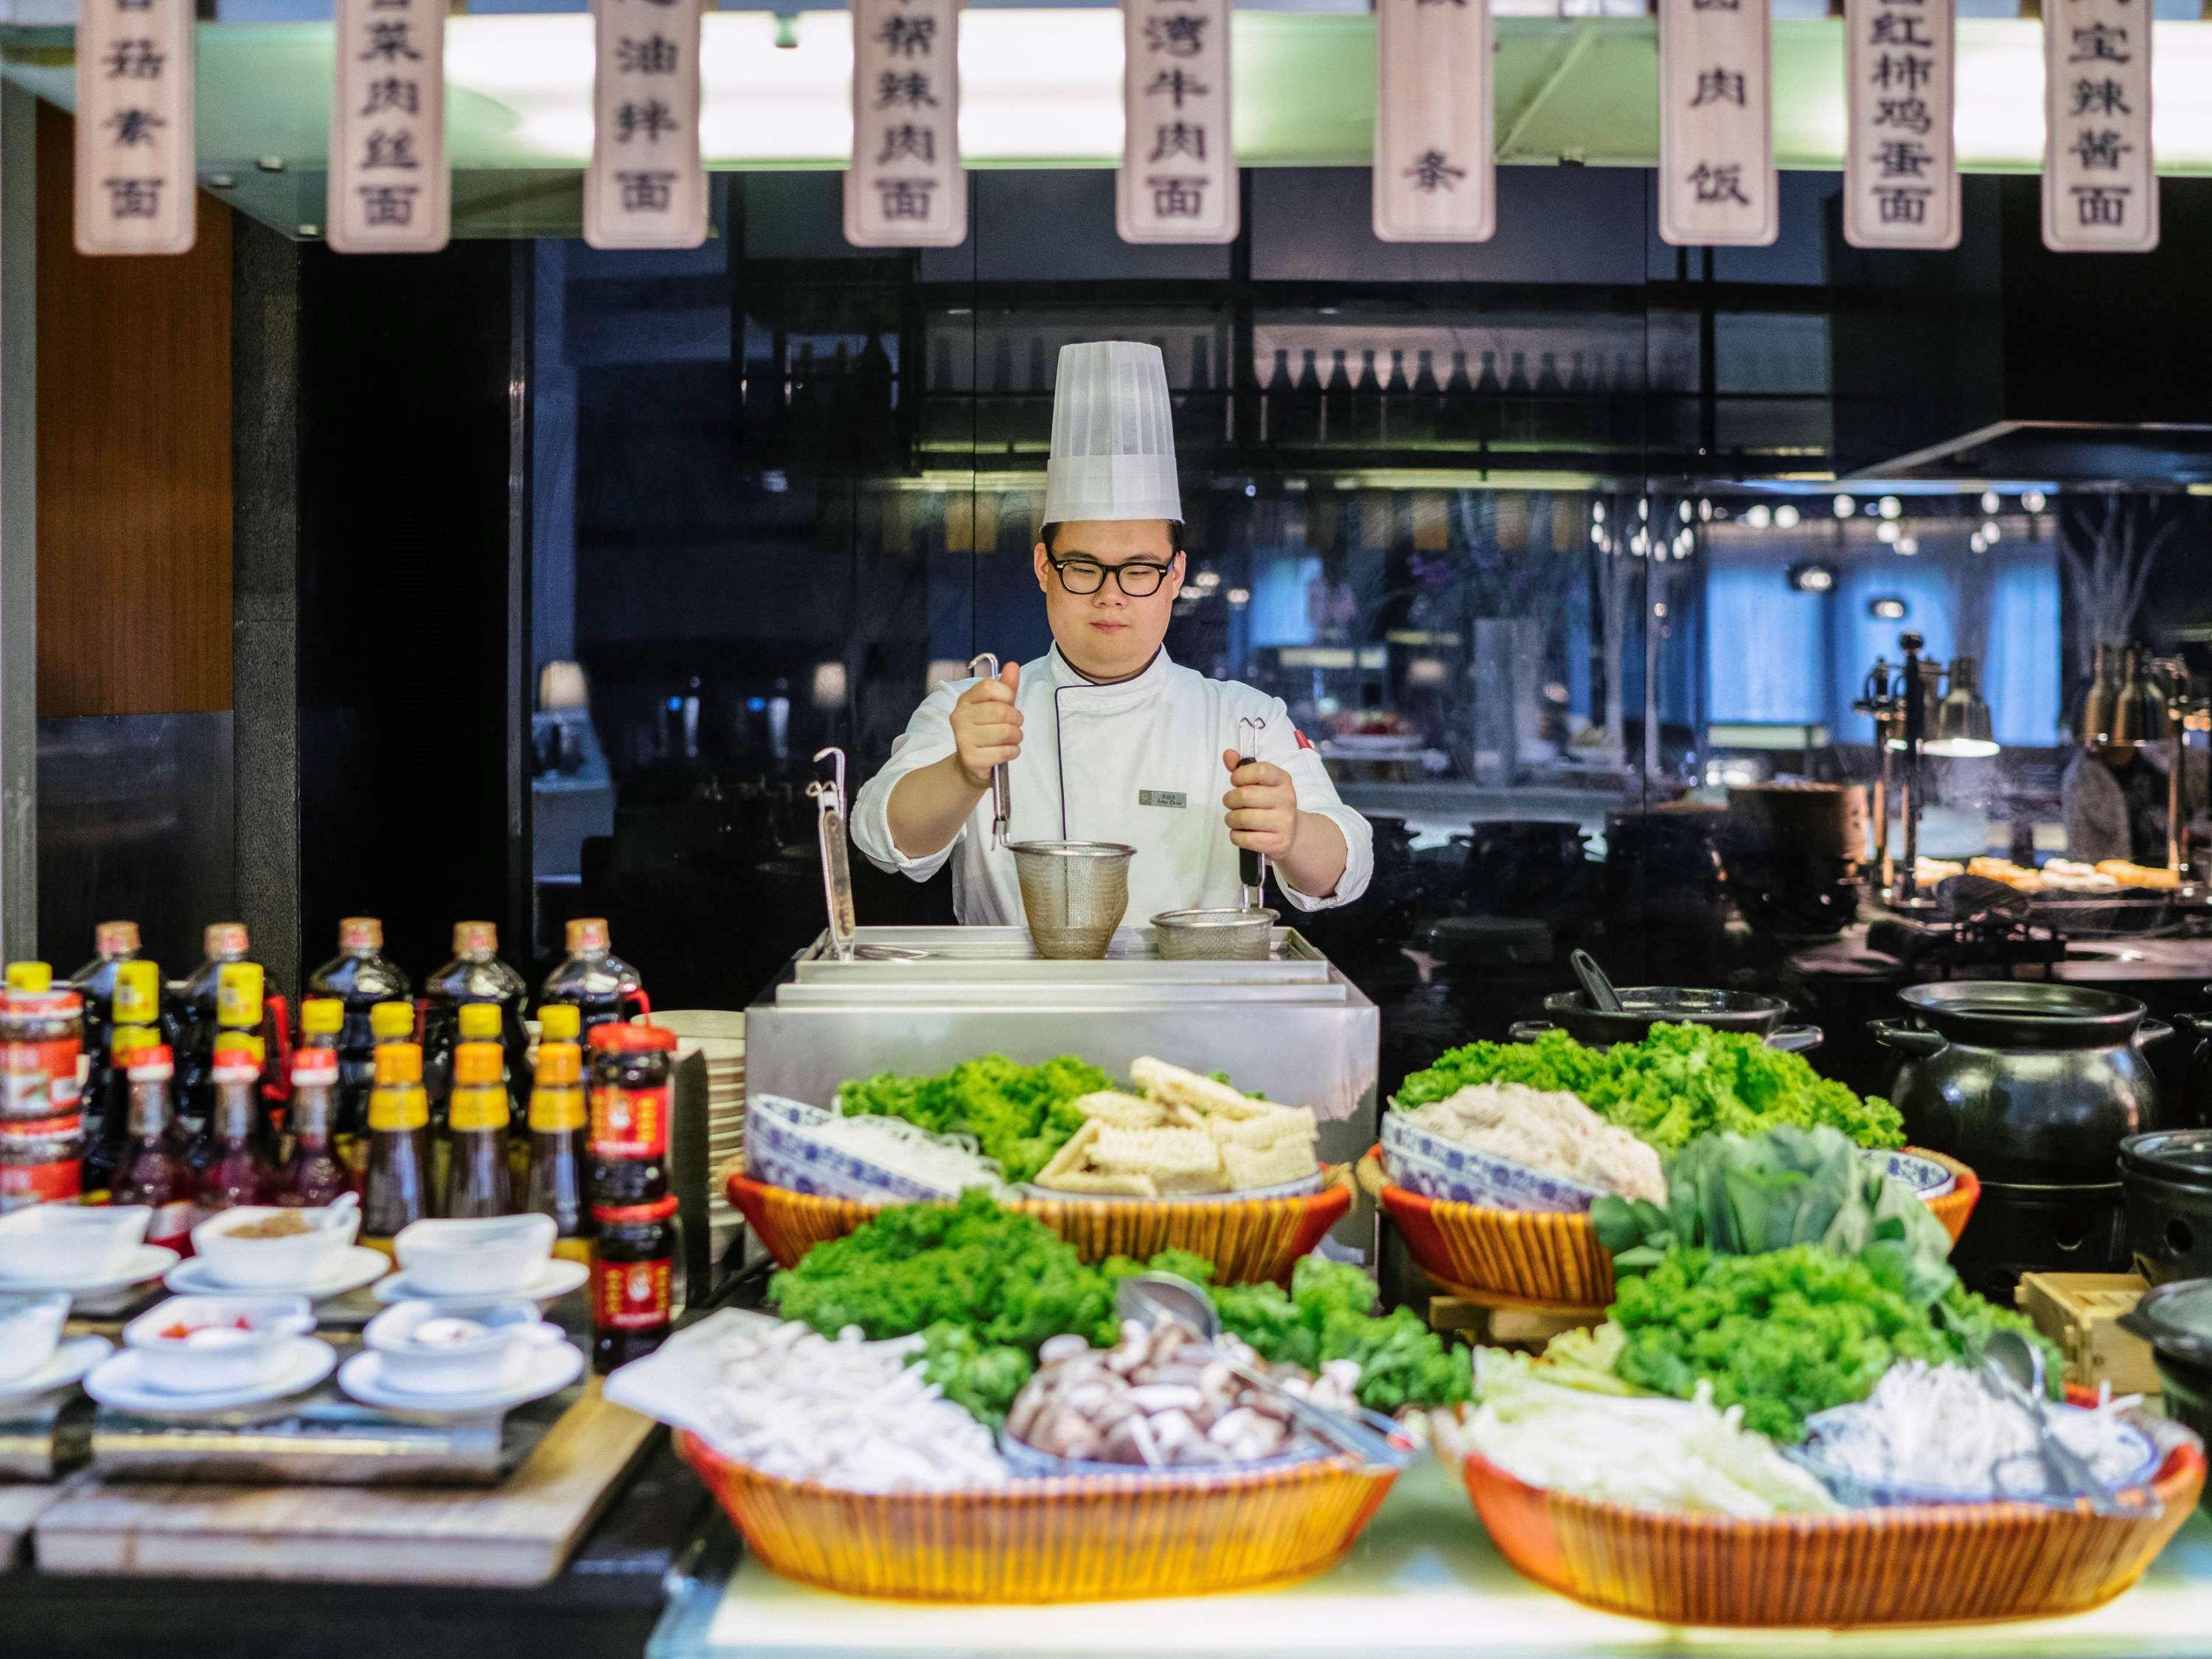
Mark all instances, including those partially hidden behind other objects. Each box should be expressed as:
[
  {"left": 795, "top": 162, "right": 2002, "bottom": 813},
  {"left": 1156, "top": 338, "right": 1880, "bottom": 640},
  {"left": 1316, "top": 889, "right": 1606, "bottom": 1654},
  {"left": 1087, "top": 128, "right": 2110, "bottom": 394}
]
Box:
[
  {"left": 423, "top": 922, "right": 529, "bottom": 1111},
  {"left": 305, "top": 917, "right": 410, "bottom": 1063},
  {"left": 175, "top": 924, "right": 261, "bottom": 1131},
  {"left": 363, "top": 1041, "right": 432, "bottom": 1251},
  {"left": 524, "top": 1040, "right": 590, "bottom": 1259},
  {"left": 538, "top": 918, "right": 646, "bottom": 1040},
  {"left": 443, "top": 1040, "right": 513, "bottom": 1220},
  {"left": 69, "top": 920, "right": 141, "bottom": 1114}
]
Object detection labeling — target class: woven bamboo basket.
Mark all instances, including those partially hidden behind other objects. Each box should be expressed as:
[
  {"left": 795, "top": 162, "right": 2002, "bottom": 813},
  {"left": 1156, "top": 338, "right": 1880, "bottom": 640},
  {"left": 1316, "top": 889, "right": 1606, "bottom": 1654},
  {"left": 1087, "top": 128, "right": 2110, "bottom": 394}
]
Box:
[
  {"left": 726, "top": 1164, "right": 1354, "bottom": 1284},
  {"left": 1368, "top": 1145, "right": 1980, "bottom": 1314},
  {"left": 679, "top": 1433, "right": 1399, "bottom": 1603},
  {"left": 1460, "top": 1426, "right": 2205, "bottom": 1627}
]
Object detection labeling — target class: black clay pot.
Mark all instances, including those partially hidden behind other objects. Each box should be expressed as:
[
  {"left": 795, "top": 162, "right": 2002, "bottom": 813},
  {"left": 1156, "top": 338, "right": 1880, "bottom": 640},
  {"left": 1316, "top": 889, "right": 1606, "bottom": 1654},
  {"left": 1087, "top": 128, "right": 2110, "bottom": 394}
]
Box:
[
  {"left": 2121, "top": 1129, "right": 2212, "bottom": 1285},
  {"left": 1871, "top": 981, "right": 2177, "bottom": 1295},
  {"left": 2121, "top": 1279, "right": 2212, "bottom": 1506},
  {"left": 2179, "top": 995, "right": 2212, "bottom": 1130},
  {"left": 1512, "top": 988, "right": 1821, "bottom": 1053}
]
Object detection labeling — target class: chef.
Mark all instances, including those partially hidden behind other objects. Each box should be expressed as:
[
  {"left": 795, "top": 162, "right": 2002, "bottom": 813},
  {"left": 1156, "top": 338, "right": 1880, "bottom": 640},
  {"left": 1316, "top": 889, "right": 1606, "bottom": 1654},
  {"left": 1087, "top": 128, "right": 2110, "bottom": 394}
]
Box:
[{"left": 851, "top": 341, "right": 1374, "bottom": 926}]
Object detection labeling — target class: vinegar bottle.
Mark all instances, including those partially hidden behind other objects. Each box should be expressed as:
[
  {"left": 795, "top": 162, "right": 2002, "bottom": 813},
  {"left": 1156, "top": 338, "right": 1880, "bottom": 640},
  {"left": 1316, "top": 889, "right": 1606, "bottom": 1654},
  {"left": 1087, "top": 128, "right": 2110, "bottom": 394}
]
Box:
[
  {"left": 363, "top": 1042, "right": 432, "bottom": 1251},
  {"left": 114, "top": 1046, "right": 197, "bottom": 1256},
  {"left": 444, "top": 1040, "right": 514, "bottom": 1219},
  {"left": 524, "top": 1040, "right": 590, "bottom": 1261},
  {"left": 277, "top": 1048, "right": 353, "bottom": 1207},
  {"left": 198, "top": 1047, "right": 275, "bottom": 1214}
]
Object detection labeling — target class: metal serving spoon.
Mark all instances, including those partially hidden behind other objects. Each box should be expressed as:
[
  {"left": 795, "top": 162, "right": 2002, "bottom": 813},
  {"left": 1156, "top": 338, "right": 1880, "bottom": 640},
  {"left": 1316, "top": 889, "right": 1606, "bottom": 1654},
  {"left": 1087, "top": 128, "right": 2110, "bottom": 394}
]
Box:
[
  {"left": 1114, "top": 1273, "right": 1409, "bottom": 1469},
  {"left": 1569, "top": 948, "right": 1624, "bottom": 1013}
]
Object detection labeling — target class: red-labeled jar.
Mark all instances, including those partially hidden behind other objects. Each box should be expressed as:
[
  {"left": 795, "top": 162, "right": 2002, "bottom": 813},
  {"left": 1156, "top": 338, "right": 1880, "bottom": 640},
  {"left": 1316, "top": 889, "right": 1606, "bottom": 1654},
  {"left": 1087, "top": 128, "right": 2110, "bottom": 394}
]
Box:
[
  {"left": 0, "top": 1110, "right": 83, "bottom": 1211},
  {"left": 2, "top": 961, "right": 84, "bottom": 1121},
  {"left": 585, "top": 1023, "right": 673, "bottom": 1209},
  {"left": 590, "top": 1194, "right": 678, "bottom": 1371}
]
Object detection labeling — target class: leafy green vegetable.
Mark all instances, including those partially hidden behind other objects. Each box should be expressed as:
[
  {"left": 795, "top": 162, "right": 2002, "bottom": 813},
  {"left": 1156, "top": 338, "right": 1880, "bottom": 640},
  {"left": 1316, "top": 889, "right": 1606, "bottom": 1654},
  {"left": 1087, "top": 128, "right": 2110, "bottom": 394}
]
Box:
[
  {"left": 1214, "top": 1257, "right": 1472, "bottom": 1414},
  {"left": 1605, "top": 1244, "right": 2053, "bottom": 1442},
  {"left": 836, "top": 1054, "right": 1111, "bottom": 1183},
  {"left": 1398, "top": 1024, "right": 1905, "bottom": 1152},
  {"left": 917, "top": 1324, "right": 1035, "bottom": 1427},
  {"left": 1593, "top": 1126, "right": 1955, "bottom": 1308}
]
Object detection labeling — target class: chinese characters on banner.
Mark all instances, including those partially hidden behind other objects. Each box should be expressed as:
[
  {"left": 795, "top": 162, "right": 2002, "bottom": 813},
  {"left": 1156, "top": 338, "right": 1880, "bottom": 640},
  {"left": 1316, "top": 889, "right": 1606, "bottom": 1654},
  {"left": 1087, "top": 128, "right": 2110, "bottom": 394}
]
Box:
[
  {"left": 1372, "top": 0, "right": 1492, "bottom": 243},
  {"left": 585, "top": 0, "right": 706, "bottom": 251},
  {"left": 74, "top": 0, "right": 194, "bottom": 255},
  {"left": 846, "top": 0, "right": 965, "bottom": 247},
  {"left": 1657, "top": 0, "right": 1774, "bottom": 246},
  {"left": 329, "top": 0, "right": 448, "bottom": 254},
  {"left": 2042, "top": 0, "right": 2154, "bottom": 251},
  {"left": 1116, "top": 0, "right": 1235, "bottom": 244},
  {"left": 1843, "top": 0, "right": 1956, "bottom": 248}
]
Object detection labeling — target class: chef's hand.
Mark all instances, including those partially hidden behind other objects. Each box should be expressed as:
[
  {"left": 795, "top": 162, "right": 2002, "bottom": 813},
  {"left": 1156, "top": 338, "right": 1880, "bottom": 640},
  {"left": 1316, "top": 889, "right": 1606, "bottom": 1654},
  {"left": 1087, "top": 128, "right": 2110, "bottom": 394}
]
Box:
[
  {"left": 952, "top": 662, "right": 1023, "bottom": 791},
  {"left": 1221, "top": 750, "right": 1300, "bottom": 859}
]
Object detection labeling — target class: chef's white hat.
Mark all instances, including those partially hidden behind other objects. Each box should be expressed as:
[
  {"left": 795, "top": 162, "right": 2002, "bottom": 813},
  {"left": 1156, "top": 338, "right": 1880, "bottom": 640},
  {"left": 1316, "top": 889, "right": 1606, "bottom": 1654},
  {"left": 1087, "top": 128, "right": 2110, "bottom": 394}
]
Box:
[{"left": 1043, "top": 341, "right": 1183, "bottom": 525}]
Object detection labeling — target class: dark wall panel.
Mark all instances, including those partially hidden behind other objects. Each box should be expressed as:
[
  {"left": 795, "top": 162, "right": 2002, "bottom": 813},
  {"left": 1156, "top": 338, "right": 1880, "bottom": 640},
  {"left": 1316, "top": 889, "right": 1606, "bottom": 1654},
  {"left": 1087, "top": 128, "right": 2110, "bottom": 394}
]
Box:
[{"left": 295, "top": 243, "right": 526, "bottom": 984}]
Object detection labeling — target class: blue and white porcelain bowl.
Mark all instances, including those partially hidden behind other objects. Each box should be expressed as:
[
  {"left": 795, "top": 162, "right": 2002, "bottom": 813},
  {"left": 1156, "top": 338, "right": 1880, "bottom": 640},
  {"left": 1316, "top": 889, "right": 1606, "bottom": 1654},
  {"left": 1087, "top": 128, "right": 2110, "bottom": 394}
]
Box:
[
  {"left": 1380, "top": 1111, "right": 1606, "bottom": 1214},
  {"left": 1861, "top": 1147, "right": 1957, "bottom": 1202},
  {"left": 743, "top": 1095, "right": 970, "bottom": 1204}
]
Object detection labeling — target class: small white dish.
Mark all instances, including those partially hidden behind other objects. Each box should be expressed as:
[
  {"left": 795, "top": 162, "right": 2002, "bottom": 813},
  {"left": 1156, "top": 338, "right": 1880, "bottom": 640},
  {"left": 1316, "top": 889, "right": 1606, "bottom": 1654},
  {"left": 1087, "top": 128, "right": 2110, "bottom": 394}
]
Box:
[
  {"left": 166, "top": 1245, "right": 391, "bottom": 1301},
  {"left": 0, "top": 1291, "right": 71, "bottom": 1381},
  {"left": 0, "top": 1334, "right": 110, "bottom": 1403},
  {"left": 338, "top": 1340, "right": 583, "bottom": 1418},
  {"left": 361, "top": 1299, "right": 568, "bottom": 1395},
  {"left": 393, "top": 1214, "right": 557, "bottom": 1298},
  {"left": 88, "top": 1337, "right": 337, "bottom": 1416},
  {"left": 121, "top": 1294, "right": 316, "bottom": 1394},
  {"left": 0, "top": 1244, "right": 179, "bottom": 1303},
  {"left": 0, "top": 1205, "right": 152, "bottom": 1285},
  {"left": 190, "top": 1200, "right": 362, "bottom": 1289},
  {"left": 372, "top": 1255, "right": 587, "bottom": 1309}
]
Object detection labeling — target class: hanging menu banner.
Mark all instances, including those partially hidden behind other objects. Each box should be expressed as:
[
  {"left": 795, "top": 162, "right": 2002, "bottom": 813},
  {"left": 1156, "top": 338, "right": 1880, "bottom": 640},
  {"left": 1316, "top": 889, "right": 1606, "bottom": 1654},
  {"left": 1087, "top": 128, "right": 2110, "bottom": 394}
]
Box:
[
  {"left": 2042, "top": 0, "right": 2155, "bottom": 252},
  {"left": 1371, "top": 0, "right": 1493, "bottom": 243},
  {"left": 1842, "top": 0, "right": 1957, "bottom": 248},
  {"left": 845, "top": 0, "right": 965, "bottom": 247},
  {"left": 74, "top": 0, "right": 195, "bottom": 256},
  {"left": 1116, "top": 0, "right": 1236, "bottom": 244},
  {"left": 1657, "top": 0, "right": 1775, "bottom": 247},
  {"left": 585, "top": 0, "right": 707, "bottom": 251},
  {"left": 329, "top": 0, "right": 448, "bottom": 254}
]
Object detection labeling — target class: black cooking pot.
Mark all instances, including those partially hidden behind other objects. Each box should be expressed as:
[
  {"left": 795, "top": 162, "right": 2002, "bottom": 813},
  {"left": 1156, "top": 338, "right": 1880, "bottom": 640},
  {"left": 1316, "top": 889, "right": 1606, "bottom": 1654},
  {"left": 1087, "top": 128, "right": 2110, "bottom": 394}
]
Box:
[
  {"left": 2120, "top": 1129, "right": 2212, "bottom": 1284},
  {"left": 1871, "top": 981, "right": 2177, "bottom": 1298},
  {"left": 2120, "top": 1280, "right": 2212, "bottom": 1500},
  {"left": 1869, "top": 982, "right": 2176, "bottom": 1184},
  {"left": 1511, "top": 987, "right": 1821, "bottom": 1053}
]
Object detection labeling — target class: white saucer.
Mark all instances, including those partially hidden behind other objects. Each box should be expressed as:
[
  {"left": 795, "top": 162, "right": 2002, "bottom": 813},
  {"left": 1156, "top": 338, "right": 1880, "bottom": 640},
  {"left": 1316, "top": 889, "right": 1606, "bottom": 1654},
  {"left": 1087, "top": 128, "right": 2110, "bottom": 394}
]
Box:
[
  {"left": 0, "top": 1245, "right": 180, "bottom": 1302},
  {"left": 337, "top": 1341, "right": 585, "bottom": 1417},
  {"left": 370, "top": 1257, "right": 588, "bottom": 1308},
  {"left": 0, "top": 1335, "right": 113, "bottom": 1404},
  {"left": 165, "top": 1245, "right": 392, "bottom": 1301},
  {"left": 86, "top": 1337, "right": 338, "bottom": 1416}
]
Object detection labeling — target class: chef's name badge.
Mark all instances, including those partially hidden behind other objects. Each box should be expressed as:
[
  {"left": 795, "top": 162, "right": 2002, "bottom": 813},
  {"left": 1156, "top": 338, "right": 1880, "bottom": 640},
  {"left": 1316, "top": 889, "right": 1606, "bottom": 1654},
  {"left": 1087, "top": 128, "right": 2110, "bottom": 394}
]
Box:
[{"left": 1138, "top": 790, "right": 1188, "bottom": 809}]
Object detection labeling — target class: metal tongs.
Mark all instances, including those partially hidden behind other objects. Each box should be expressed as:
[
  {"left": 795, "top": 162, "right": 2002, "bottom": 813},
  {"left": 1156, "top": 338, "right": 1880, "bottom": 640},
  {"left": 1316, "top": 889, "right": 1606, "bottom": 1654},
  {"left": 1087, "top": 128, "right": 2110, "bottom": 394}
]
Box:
[
  {"left": 809, "top": 746, "right": 925, "bottom": 964},
  {"left": 1236, "top": 714, "right": 1268, "bottom": 911},
  {"left": 1981, "top": 1329, "right": 2157, "bottom": 1517},
  {"left": 969, "top": 653, "right": 1012, "bottom": 849}
]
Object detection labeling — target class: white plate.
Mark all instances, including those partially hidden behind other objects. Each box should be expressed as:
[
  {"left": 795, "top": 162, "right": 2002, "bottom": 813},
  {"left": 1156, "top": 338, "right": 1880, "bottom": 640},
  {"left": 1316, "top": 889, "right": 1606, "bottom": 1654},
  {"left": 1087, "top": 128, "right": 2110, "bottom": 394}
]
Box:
[
  {"left": 164, "top": 1245, "right": 392, "bottom": 1301},
  {"left": 370, "top": 1257, "right": 588, "bottom": 1308},
  {"left": 0, "top": 1335, "right": 112, "bottom": 1404},
  {"left": 337, "top": 1340, "right": 585, "bottom": 1417},
  {"left": 86, "top": 1336, "right": 338, "bottom": 1415},
  {"left": 0, "top": 1245, "right": 180, "bottom": 1301}
]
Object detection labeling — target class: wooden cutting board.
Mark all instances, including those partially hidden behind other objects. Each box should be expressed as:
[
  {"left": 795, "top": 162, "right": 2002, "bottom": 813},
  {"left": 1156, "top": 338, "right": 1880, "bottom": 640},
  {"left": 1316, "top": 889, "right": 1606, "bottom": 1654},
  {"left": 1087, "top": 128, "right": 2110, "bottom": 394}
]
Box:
[{"left": 33, "top": 1384, "right": 657, "bottom": 1587}]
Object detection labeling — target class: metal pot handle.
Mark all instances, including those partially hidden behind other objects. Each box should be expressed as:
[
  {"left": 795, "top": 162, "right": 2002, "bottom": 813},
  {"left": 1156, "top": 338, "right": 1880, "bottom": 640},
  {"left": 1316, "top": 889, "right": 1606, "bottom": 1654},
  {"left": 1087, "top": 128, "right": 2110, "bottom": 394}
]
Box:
[
  {"left": 1868, "top": 1018, "right": 1947, "bottom": 1058},
  {"left": 1508, "top": 1020, "right": 1555, "bottom": 1044},
  {"left": 2177, "top": 1012, "right": 2212, "bottom": 1040},
  {"left": 1764, "top": 1024, "right": 1823, "bottom": 1054},
  {"left": 2136, "top": 1018, "right": 2177, "bottom": 1048}
]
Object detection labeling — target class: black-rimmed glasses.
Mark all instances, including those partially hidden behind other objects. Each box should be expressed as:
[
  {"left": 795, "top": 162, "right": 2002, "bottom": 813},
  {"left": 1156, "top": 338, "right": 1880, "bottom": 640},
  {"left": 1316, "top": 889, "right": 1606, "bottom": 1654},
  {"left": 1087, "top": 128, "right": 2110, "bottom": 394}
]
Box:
[{"left": 1045, "top": 553, "right": 1178, "bottom": 597}]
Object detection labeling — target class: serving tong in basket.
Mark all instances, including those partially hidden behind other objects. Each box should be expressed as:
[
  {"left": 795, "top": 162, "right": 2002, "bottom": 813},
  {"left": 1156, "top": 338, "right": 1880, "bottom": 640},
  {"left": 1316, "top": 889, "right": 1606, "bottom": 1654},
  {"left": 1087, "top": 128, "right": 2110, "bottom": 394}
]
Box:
[{"left": 1980, "top": 1329, "right": 2157, "bottom": 1517}]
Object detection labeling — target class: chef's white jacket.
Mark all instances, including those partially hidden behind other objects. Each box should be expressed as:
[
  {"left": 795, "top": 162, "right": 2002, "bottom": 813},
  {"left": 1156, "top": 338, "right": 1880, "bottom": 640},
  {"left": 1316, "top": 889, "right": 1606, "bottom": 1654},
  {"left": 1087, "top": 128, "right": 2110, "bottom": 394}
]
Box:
[{"left": 850, "top": 646, "right": 1374, "bottom": 926}]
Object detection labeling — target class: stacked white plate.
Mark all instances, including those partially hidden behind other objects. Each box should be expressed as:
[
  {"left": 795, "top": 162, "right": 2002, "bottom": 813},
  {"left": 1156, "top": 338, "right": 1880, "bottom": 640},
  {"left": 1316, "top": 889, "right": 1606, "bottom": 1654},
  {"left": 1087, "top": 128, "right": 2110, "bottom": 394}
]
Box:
[{"left": 653, "top": 1010, "right": 747, "bottom": 1267}]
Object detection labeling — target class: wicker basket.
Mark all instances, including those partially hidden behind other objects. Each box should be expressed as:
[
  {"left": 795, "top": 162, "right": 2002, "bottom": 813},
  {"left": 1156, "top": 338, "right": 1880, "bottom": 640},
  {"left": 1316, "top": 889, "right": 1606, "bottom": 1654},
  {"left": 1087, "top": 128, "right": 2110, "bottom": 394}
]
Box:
[
  {"left": 679, "top": 1433, "right": 1399, "bottom": 1603},
  {"left": 727, "top": 1164, "right": 1354, "bottom": 1284},
  {"left": 1369, "top": 1145, "right": 1980, "bottom": 1314},
  {"left": 1460, "top": 1431, "right": 2205, "bottom": 1627}
]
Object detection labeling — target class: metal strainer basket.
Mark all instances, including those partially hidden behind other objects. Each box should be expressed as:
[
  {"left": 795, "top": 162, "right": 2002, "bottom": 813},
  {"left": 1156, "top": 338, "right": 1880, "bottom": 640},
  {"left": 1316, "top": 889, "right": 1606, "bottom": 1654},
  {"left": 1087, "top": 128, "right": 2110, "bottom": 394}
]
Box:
[
  {"left": 1006, "top": 840, "right": 1135, "bottom": 958},
  {"left": 1151, "top": 907, "right": 1280, "bottom": 962}
]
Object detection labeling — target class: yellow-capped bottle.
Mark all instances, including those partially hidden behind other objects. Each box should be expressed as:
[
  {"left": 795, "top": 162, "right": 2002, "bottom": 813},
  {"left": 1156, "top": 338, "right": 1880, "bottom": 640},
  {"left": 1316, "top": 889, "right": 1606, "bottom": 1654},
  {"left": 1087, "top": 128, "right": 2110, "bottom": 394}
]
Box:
[
  {"left": 524, "top": 1041, "right": 591, "bottom": 1261},
  {"left": 363, "top": 1042, "right": 431, "bottom": 1251},
  {"left": 445, "top": 1041, "right": 513, "bottom": 1219},
  {"left": 82, "top": 1021, "right": 159, "bottom": 1201}
]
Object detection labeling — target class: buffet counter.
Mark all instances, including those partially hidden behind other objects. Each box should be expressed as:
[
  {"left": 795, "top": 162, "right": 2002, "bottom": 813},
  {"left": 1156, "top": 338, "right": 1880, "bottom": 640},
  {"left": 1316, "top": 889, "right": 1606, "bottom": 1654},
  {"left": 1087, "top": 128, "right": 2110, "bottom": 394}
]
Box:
[{"left": 649, "top": 1458, "right": 2212, "bottom": 1659}]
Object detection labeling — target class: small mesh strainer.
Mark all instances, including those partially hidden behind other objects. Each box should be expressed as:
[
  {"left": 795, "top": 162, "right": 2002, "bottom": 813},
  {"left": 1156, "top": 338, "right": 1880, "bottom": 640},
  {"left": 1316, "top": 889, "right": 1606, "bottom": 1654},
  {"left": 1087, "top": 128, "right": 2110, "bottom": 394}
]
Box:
[{"left": 1006, "top": 841, "right": 1135, "bottom": 958}]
